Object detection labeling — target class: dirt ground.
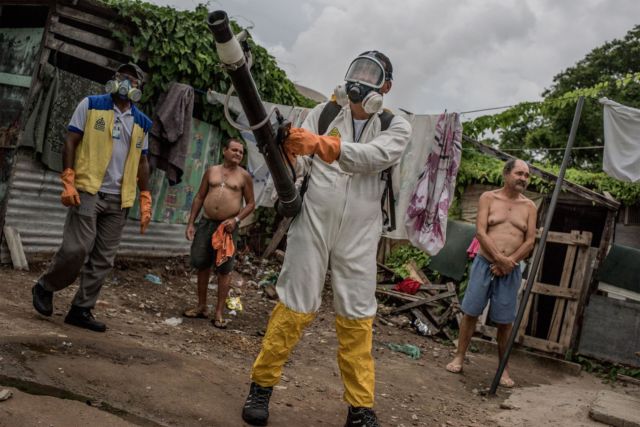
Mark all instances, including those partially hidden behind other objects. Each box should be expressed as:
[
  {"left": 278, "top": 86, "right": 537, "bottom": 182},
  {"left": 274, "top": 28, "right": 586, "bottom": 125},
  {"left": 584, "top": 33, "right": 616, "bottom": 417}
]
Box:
[{"left": 1, "top": 253, "right": 638, "bottom": 426}]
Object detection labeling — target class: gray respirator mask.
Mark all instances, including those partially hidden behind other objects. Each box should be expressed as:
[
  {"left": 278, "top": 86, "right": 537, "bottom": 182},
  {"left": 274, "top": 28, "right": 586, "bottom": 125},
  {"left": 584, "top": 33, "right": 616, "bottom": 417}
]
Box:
[
  {"left": 105, "top": 76, "right": 142, "bottom": 102},
  {"left": 336, "top": 53, "right": 390, "bottom": 114}
]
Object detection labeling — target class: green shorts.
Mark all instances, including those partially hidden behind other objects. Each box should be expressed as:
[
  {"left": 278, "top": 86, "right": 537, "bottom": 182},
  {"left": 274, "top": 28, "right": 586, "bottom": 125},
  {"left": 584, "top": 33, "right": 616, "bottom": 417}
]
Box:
[{"left": 190, "top": 218, "right": 238, "bottom": 274}]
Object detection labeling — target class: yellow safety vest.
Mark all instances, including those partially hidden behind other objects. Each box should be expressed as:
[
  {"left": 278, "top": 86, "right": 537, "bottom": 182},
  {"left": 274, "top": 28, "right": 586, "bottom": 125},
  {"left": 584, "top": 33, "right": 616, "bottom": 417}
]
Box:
[{"left": 72, "top": 94, "right": 151, "bottom": 208}]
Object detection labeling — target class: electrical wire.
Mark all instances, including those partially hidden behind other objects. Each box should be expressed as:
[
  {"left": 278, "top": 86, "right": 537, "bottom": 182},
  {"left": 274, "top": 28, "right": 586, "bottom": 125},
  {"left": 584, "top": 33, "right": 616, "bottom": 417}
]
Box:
[{"left": 499, "top": 145, "right": 604, "bottom": 152}]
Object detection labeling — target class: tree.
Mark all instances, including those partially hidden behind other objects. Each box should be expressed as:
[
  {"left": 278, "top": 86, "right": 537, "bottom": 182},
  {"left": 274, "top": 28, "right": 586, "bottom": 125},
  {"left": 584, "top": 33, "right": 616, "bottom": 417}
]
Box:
[{"left": 466, "top": 25, "right": 640, "bottom": 168}]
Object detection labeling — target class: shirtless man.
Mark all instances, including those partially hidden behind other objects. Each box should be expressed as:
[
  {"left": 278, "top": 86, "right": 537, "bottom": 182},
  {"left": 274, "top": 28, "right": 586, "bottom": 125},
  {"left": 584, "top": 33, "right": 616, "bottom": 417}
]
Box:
[
  {"left": 184, "top": 138, "right": 255, "bottom": 328},
  {"left": 446, "top": 158, "right": 536, "bottom": 387}
]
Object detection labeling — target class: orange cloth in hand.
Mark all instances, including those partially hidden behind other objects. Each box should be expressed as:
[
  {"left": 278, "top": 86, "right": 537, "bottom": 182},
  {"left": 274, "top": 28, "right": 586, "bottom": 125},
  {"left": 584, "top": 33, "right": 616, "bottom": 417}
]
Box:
[
  {"left": 284, "top": 127, "right": 341, "bottom": 163},
  {"left": 139, "top": 191, "right": 152, "bottom": 234},
  {"left": 60, "top": 168, "right": 81, "bottom": 207},
  {"left": 212, "top": 223, "right": 235, "bottom": 267}
]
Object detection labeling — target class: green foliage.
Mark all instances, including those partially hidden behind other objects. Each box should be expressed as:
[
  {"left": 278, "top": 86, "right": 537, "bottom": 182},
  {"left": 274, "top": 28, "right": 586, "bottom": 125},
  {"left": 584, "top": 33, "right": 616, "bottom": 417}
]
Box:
[
  {"left": 385, "top": 245, "right": 430, "bottom": 278},
  {"left": 253, "top": 207, "right": 278, "bottom": 236},
  {"left": 100, "top": 0, "right": 316, "bottom": 140},
  {"left": 464, "top": 25, "right": 640, "bottom": 168},
  {"left": 457, "top": 143, "right": 640, "bottom": 205},
  {"left": 574, "top": 355, "right": 640, "bottom": 382}
]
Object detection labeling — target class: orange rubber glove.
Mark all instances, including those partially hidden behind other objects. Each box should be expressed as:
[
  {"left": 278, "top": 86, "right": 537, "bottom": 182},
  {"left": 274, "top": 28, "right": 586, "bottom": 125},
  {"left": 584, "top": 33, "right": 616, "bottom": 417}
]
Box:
[
  {"left": 139, "top": 190, "right": 152, "bottom": 235},
  {"left": 284, "top": 128, "right": 341, "bottom": 164},
  {"left": 60, "top": 168, "right": 81, "bottom": 207}
]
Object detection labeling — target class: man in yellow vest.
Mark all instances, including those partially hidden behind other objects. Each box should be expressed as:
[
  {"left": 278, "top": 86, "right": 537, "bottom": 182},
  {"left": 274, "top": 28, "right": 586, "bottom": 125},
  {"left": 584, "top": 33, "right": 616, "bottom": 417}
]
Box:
[{"left": 31, "top": 63, "right": 153, "bottom": 332}]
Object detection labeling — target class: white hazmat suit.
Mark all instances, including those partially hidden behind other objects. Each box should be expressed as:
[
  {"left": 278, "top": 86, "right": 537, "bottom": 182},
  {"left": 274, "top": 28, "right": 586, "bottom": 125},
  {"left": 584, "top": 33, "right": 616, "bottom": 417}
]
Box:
[{"left": 251, "top": 101, "right": 411, "bottom": 407}]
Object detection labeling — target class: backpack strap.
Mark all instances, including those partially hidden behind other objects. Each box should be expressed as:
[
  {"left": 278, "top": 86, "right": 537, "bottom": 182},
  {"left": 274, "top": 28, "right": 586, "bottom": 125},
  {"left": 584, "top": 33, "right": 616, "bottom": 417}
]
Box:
[
  {"left": 317, "top": 101, "right": 342, "bottom": 135},
  {"left": 379, "top": 110, "right": 396, "bottom": 231},
  {"left": 379, "top": 109, "right": 394, "bottom": 132}
]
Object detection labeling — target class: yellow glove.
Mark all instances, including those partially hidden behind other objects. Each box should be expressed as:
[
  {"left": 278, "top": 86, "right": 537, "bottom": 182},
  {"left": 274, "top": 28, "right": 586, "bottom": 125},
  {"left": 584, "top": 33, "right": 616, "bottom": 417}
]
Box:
[
  {"left": 139, "top": 190, "right": 152, "bottom": 235},
  {"left": 284, "top": 128, "right": 341, "bottom": 164},
  {"left": 60, "top": 168, "right": 81, "bottom": 207}
]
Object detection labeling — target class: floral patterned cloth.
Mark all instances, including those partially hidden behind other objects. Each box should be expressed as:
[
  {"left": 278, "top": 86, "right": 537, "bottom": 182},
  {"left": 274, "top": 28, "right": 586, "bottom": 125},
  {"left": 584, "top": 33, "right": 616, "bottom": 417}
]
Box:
[{"left": 405, "top": 113, "right": 462, "bottom": 255}]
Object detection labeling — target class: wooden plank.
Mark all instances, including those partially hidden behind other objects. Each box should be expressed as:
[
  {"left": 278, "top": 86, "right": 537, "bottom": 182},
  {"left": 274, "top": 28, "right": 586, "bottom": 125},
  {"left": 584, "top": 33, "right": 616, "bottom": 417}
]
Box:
[
  {"left": 559, "top": 232, "right": 593, "bottom": 348},
  {"left": 405, "top": 260, "right": 431, "bottom": 285},
  {"left": 599, "top": 282, "right": 640, "bottom": 303},
  {"left": 390, "top": 291, "right": 456, "bottom": 314},
  {"left": 446, "top": 282, "right": 463, "bottom": 327},
  {"left": 56, "top": 3, "right": 115, "bottom": 32},
  {"left": 463, "top": 136, "right": 620, "bottom": 211},
  {"left": 548, "top": 231, "right": 579, "bottom": 342},
  {"left": 3, "top": 226, "right": 29, "bottom": 270},
  {"left": 535, "top": 229, "right": 592, "bottom": 246},
  {"left": 477, "top": 325, "right": 566, "bottom": 354},
  {"left": 521, "top": 335, "right": 567, "bottom": 354},
  {"left": 375, "top": 289, "right": 420, "bottom": 302},
  {"left": 262, "top": 217, "right": 292, "bottom": 258},
  {"left": 23, "top": 5, "right": 53, "bottom": 129},
  {"left": 517, "top": 241, "right": 543, "bottom": 341},
  {"left": 425, "top": 284, "right": 449, "bottom": 291},
  {"left": 0, "top": 72, "right": 32, "bottom": 88},
  {"left": 532, "top": 282, "right": 580, "bottom": 300},
  {"left": 529, "top": 245, "right": 546, "bottom": 337},
  {"left": 44, "top": 33, "right": 120, "bottom": 70},
  {"left": 517, "top": 294, "right": 533, "bottom": 341},
  {"left": 436, "top": 304, "right": 454, "bottom": 326},
  {"left": 50, "top": 15, "right": 120, "bottom": 51},
  {"left": 617, "top": 374, "right": 640, "bottom": 386},
  {"left": 376, "top": 262, "right": 396, "bottom": 276},
  {"left": 588, "top": 210, "right": 617, "bottom": 296}
]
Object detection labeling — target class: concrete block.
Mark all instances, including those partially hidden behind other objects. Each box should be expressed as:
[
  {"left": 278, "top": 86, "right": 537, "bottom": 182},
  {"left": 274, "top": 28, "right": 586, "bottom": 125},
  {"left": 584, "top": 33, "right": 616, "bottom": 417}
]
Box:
[{"left": 589, "top": 390, "right": 640, "bottom": 427}]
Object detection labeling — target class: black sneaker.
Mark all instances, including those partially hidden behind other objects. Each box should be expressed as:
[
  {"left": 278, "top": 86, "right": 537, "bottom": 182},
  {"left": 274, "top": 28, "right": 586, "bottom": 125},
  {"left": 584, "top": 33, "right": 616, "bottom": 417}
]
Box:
[
  {"left": 64, "top": 306, "right": 106, "bottom": 332},
  {"left": 241, "top": 382, "right": 273, "bottom": 426},
  {"left": 32, "top": 282, "right": 53, "bottom": 316},
  {"left": 345, "top": 406, "right": 380, "bottom": 427}
]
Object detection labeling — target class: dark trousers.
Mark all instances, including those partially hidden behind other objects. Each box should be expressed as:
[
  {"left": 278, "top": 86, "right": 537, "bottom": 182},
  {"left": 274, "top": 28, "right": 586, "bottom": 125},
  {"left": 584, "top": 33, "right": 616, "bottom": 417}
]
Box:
[{"left": 39, "top": 192, "right": 127, "bottom": 308}]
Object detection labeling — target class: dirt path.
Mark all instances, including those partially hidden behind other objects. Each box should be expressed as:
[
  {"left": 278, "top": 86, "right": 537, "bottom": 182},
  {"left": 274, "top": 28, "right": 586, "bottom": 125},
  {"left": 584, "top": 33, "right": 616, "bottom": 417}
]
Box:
[{"left": 0, "top": 256, "right": 636, "bottom": 426}]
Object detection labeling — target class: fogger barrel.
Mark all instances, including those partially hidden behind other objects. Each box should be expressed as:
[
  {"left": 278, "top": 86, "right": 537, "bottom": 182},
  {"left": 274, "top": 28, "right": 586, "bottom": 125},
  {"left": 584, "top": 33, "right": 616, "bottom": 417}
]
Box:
[{"left": 208, "top": 10, "right": 302, "bottom": 217}]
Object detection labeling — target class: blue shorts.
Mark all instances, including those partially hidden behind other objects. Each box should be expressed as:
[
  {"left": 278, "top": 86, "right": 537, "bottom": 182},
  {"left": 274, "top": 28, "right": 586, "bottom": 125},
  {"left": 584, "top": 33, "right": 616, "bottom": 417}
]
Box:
[{"left": 461, "top": 254, "right": 521, "bottom": 324}]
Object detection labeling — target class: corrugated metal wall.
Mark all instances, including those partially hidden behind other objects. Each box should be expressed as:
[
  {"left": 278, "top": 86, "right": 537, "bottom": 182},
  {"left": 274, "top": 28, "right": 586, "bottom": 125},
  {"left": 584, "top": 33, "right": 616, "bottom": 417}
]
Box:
[{"left": 1, "top": 150, "right": 190, "bottom": 261}]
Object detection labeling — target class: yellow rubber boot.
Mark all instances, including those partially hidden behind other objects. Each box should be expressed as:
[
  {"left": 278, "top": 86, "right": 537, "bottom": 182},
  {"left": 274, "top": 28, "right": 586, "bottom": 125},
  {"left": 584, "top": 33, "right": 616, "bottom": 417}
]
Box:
[
  {"left": 251, "top": 302, "right": 315, "bottom": 387},
  {"left": 335, "top": 315, "right": 375, "bottom": 407}
]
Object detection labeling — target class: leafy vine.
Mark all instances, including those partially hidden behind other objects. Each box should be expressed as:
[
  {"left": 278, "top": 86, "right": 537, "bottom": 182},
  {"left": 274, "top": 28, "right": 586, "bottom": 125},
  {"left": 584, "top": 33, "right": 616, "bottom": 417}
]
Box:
[
  {"left": 456, "top": 144, "right": 640, "bottom": 205},
  {"left": 101, "top": 0, "right": 316, "bottom": 139}
]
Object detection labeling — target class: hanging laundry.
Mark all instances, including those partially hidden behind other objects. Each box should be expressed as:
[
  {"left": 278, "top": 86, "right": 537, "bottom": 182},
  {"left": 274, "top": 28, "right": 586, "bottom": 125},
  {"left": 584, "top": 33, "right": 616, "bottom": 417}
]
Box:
[
  {"left": 21, "top": 67, "right": 103, "bottom": 172},
  {"left": 405, "top": 113, "right": 462, "bottom": 256},
  {"left": 600, "top": 97, "right": 640, "bottom": 183},
  {"left": 149, "top": 82, "right": 194, "bottom": 185}
]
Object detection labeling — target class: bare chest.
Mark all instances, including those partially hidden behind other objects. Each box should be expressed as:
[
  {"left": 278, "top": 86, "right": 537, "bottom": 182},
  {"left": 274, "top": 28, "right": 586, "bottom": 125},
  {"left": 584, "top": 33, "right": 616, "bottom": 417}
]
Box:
[
  {"left": 487, "top": 200, "right": 529, "bottom": 232},
  {"left": 207, "top": 167, "right": 243, "bottom": 193}
]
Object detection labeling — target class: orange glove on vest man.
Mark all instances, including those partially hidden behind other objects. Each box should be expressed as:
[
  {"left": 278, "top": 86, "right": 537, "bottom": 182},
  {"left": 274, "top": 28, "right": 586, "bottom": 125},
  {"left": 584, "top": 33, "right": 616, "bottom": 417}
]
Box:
[
  {"left": 139, "top": 190, "right": 152, "bottom": 234},
  {"left": 60, "top": 168, "right": 81, "bottom": 207},
  {"left": 284, "top": 128, "right": 341, "bottom": 164}
]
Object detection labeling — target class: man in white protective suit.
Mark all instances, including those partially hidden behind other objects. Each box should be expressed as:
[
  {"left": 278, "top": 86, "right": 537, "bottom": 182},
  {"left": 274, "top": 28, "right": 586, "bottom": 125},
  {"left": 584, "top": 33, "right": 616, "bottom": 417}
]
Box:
[{"left": 241, "top": 51, "right": 412, "bottom": 427}]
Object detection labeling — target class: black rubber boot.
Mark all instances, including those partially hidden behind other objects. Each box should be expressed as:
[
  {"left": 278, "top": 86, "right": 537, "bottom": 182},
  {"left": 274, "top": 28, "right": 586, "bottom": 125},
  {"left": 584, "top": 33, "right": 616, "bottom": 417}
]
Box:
[
  {"left": 241, "top": 382, "right": 273, "bottom": 426},
  {"left": 345, "top": 406, "right": 380, "bottom": 427},
  {"left": 32, "top": 282, "right": 53, "bottom": 316},
  {"left": 64, "top": 305, "right": 106, "bottom": 332}
]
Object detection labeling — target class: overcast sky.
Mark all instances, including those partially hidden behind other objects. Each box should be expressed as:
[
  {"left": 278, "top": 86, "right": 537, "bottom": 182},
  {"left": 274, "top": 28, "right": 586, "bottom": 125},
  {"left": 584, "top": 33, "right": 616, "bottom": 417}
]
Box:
[{"left": 148, "top": 0, "right": 639, "bottom": 116}]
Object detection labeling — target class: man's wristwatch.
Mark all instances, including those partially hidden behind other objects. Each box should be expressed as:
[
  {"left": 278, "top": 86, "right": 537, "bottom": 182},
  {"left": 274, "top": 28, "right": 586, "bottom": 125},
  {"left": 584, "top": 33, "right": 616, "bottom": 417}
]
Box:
[{"left": 234, "top": 216, "right": 240, "bottom": 225}]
